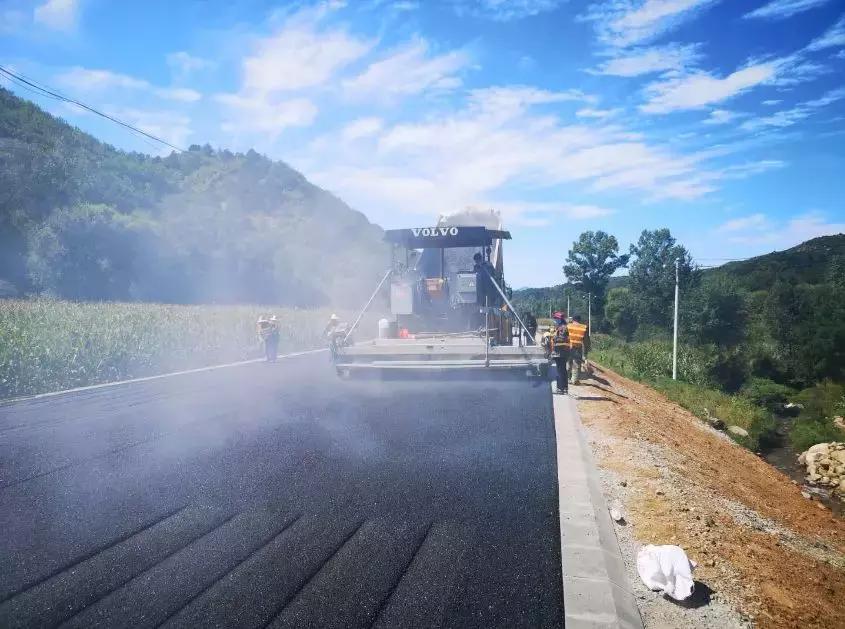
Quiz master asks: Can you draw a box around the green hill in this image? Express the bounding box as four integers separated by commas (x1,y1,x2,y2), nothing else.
710,235,845,291
0,87,388,306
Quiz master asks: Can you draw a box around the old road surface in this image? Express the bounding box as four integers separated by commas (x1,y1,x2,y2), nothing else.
0,353,564,629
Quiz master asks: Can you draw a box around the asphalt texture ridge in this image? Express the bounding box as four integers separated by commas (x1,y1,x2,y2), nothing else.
0,353,564,628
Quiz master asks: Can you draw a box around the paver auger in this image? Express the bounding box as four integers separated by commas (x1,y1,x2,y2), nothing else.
333,210,549,377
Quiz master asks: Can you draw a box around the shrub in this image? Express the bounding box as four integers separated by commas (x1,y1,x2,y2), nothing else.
741,377,796,413
787,381,845,451
791,419,845,453
795,381,845,422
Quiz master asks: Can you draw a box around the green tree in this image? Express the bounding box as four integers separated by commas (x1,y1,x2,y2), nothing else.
563,231,629,328
682,276,748,347
604,287,638,340
628,229,696,329
26,203,150,300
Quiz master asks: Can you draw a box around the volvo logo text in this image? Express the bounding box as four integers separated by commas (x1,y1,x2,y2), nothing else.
411,227,460,237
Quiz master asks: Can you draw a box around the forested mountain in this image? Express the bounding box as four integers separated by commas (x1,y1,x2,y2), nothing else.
0,88,388,306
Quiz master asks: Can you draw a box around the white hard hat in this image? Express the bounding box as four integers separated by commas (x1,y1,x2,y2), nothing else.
269,315,278,321
329,314,340,321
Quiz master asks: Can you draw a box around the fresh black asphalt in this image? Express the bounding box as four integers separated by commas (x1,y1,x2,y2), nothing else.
0,353,563,628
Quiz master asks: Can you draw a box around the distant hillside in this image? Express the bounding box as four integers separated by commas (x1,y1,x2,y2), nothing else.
0,88,388,306
711,235,845,291
512,276,628,316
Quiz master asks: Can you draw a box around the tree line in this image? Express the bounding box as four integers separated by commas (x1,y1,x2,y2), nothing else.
514,229,845,393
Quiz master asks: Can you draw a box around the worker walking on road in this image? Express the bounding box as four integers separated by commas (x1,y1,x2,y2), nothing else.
543,311,570,395
257,315,280,362
567,315,589,384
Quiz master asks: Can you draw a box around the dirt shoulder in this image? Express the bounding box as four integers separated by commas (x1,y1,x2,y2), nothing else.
572,363,845,629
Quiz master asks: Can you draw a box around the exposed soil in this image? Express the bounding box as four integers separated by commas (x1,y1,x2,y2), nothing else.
573,363,845,629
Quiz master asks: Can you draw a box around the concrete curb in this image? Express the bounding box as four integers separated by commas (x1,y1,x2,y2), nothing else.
0,348,327,407
553,386,644,629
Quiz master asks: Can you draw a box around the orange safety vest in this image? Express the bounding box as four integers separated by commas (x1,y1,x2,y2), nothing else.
567,322,588,348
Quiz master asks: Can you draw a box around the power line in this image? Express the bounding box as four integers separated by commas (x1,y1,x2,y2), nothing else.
0,65,185,153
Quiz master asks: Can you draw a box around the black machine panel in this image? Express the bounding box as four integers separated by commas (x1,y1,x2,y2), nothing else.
385,226,511,249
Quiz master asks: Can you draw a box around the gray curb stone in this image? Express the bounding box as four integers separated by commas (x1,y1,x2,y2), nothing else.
553,387,644,629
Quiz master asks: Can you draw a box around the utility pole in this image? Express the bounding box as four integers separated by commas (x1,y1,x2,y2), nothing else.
566,292,570,319
672,258,679,380
587,292,592,330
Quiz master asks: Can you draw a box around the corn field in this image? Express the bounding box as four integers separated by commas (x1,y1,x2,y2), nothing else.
0,299,364,399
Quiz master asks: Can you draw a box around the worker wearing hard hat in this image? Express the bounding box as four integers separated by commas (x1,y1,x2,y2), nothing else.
325,313,351,357
567,315,589,384
257,315,280,362
542,311,570,394
324,313,341,338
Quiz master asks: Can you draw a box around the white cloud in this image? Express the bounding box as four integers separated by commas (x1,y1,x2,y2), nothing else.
487,201,615,226
57,67,148,91
741,86,845,130
807,15,845,51
720,211,845,246
242,10,372,93
576,107,620,118
298,84,765,229
166,52,214,77
214,93,317,135
343,38,470,101
105,107,192,153
33,0,80,31
762,99,782,105
641,60,778,113
745,0,832,20
341,117,383,141
217,5,372,136
592,43,701,76
717,213,768,232
454,0,567,21
55,66,201,102
467,85,596,117
703,109,741,124
719,159,786,178
582,0,719,48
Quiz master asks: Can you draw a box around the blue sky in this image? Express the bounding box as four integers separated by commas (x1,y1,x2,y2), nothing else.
2,0,844,287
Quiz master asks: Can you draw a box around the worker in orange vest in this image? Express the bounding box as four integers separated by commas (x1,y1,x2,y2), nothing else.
542,311,570,394
567,315,589,384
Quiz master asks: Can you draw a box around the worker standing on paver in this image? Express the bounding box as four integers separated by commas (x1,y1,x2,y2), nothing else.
325,313,351,360
567,315,589,384
257,315,280,362
473,252,498,328
543,311,570,394
523,311,538,345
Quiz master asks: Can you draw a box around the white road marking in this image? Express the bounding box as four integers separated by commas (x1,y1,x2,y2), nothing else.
1,348,328,405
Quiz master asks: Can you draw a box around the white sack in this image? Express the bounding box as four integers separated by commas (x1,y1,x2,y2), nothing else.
636,544,696,601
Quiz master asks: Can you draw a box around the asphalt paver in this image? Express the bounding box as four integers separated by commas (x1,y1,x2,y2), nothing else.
0,354,563,628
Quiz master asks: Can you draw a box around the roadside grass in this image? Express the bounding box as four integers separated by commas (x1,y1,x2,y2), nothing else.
591,334,776,451
0,299,366,399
